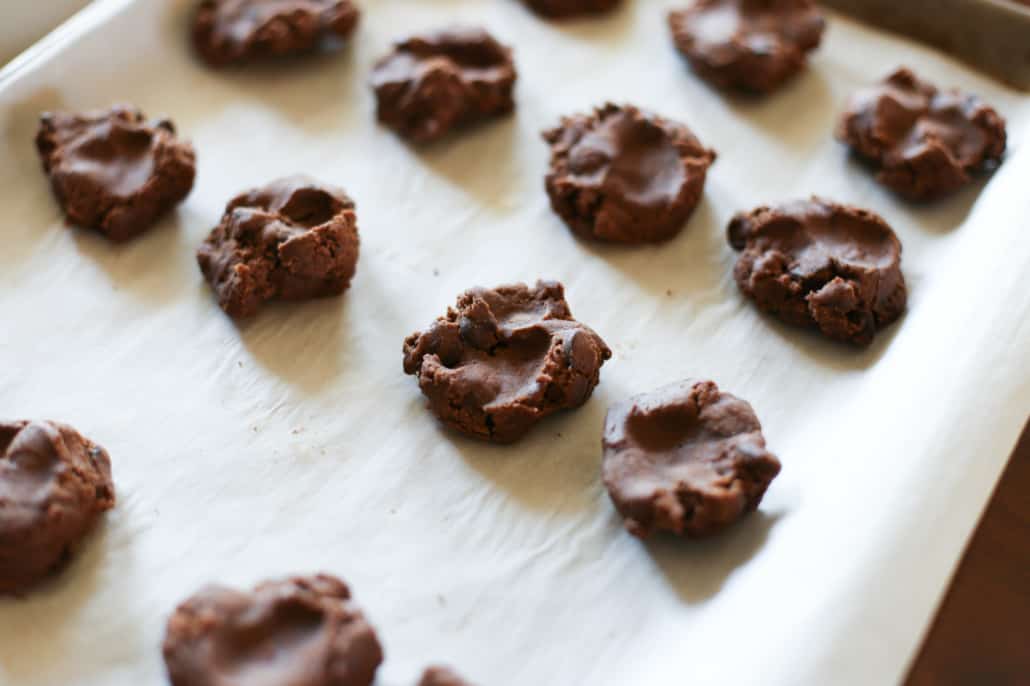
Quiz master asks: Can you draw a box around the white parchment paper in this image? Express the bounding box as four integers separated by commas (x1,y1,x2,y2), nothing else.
1,1,1028,684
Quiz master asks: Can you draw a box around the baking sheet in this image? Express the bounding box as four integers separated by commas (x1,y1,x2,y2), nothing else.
0,0,92,64
1,1,1028,684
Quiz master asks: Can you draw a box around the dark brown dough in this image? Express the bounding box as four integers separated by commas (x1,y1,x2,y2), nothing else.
192,0,360,67
418,666,473,686
163,574,383,686
197,176,360,318
602,380,781,539
521,0,621,19
728,197,906,346
403,281,611,444
370,27,517,143
668,0,825,94
0,420,115,594
835,68,1007,201
35,105,196,242
543,104,716,244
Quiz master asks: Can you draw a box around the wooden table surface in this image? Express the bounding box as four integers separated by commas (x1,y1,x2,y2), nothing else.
905,419,1030,685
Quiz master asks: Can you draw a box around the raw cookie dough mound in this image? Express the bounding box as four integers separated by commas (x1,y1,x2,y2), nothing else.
0,420,115,594
197,175,360,318
836,68,1007,201
669,0,825,94
192,0,360,67
418,666,473,686
403,280,611,444
522,0,621,19
370,26,517,143
35,105,196,242
163,574,383,686
543,104,716,243
602,380,781,539
728,197,906,346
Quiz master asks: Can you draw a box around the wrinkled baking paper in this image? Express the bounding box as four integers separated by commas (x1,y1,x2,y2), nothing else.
0,1,1027,685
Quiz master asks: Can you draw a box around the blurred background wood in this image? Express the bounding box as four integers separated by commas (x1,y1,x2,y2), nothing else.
906,419,1030,685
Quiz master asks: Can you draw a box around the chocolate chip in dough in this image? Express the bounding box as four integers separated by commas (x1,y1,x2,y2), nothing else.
35,105,196,242
192,0,361,67
418,666,474,686
668,0,825,94
727,197,907,346
163,574,383,686
0,420,115,594
836,68,1007,201
197,175,360,318
370,27,517,143
543,104,716,244
602,380,781,539
403,280,611,444
521,0,621,19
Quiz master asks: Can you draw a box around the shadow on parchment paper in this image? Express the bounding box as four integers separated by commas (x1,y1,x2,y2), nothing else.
842,152,992,236
71,210,196,305
443,393,610,515
574,197,724,297
235,295,347,395
414,115,520,212
163,0,362,135
528,0,638,45
749,303,902,372
0,88,67,268
0,519,141,684
721,67,834,156
2,88,196,304
645,510,783,605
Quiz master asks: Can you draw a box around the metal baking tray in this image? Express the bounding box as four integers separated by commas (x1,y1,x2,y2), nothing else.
0,1,1028,684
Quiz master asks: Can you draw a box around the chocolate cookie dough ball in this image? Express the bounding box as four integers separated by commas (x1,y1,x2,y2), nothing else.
192,0,361,67
521,0,621,19
403,280,611,444
419,666,473,686
669,0,825,94
0,420,115,594
728,198,906,346
197,176,360,318
35,105,196,242
836,68,1007,201
543,104,716,244
602,380,781,539
163,574,382,686
370,27,517,143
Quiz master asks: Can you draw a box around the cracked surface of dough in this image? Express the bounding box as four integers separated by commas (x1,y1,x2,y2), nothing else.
728,197,906,346
403,281,611,444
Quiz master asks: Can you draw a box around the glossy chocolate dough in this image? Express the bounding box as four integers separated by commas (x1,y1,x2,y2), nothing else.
197,176,360,318
728,198,907,346
403,281,611,444
521,0,621,19
35,105,196,242
602,380,781,539
0,420,115,594
370,26,517,143
543,104,716,244
192,0,360,67
669,0,825,94
418,666,473,686
836,68,1007,201
163,574,383,686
